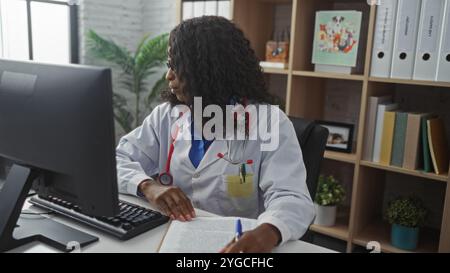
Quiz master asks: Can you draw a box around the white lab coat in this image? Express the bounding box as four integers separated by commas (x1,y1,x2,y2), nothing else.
116,102,314,244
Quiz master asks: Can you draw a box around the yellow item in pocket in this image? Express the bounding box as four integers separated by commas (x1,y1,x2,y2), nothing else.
225,174,254,198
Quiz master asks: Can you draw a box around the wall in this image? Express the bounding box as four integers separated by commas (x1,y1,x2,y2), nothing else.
79,0,177,137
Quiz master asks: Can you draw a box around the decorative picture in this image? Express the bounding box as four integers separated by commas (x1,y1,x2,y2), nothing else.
317,121,354,153
312,10,362,67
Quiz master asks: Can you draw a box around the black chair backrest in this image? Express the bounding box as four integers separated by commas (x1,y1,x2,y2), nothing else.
289,117,328,200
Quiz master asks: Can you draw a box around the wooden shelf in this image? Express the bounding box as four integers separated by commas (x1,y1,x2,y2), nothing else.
369,77,450,88
353,221,440,253
310,208,350,241
293,70,365,81
178,0,450,253
262,68,289,75
324,151,356,164
360,160,448,183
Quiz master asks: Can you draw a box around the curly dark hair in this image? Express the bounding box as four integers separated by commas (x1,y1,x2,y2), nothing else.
161,16,279,107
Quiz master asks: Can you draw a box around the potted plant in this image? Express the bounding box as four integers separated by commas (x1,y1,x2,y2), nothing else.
314,175,345,226
385,196,428,251
86,30,169,133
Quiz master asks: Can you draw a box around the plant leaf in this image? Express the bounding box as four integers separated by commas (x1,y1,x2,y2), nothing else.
86,29,134,73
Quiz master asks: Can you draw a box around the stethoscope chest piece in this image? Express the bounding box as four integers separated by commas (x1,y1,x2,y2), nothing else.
159,172,173,186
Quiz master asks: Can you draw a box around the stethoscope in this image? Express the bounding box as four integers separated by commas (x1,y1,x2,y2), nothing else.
158,101,252,186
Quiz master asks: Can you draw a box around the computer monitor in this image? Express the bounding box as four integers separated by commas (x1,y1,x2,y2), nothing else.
0,59,119,251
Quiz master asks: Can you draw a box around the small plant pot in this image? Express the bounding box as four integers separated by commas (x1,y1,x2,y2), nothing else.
391,224,419,251
314,204,337,226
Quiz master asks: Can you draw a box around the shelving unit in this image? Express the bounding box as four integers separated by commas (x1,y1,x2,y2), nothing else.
177,0,450,253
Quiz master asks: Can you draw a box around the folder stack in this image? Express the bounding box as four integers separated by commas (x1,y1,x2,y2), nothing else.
370,0,450,83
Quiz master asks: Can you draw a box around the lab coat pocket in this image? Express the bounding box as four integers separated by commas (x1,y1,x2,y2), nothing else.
224,174,254,198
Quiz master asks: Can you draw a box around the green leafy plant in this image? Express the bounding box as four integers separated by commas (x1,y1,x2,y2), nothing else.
385,196,428,228
315,175,346,206
86,30,169,133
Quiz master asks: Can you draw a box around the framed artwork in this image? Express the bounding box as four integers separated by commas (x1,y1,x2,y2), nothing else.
316,120,354,153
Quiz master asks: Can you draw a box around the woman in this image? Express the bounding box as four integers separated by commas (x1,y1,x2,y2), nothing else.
116,16,314,253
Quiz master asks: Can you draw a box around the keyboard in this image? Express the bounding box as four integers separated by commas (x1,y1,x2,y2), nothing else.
29,196,169,240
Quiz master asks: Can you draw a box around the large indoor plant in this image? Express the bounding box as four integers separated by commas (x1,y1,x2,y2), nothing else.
86,30,169,133
314,175,345,226
385,196,428,251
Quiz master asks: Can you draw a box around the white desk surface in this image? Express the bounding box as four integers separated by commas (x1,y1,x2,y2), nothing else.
9,194,335,253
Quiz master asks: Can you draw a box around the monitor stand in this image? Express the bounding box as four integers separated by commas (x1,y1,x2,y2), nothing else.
0,164,98,252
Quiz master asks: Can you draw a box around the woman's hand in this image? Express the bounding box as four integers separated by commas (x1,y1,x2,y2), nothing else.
219,223,281,253
139,179,196,221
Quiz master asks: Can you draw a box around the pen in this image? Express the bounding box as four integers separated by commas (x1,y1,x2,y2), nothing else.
240,163,246,184
235,218,243,242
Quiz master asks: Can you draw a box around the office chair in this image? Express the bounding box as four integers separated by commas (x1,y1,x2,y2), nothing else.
289,117,328,243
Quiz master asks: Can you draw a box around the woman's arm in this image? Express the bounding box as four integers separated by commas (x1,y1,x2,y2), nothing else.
116,106,162,196
116,103,195,221
256,111,315,245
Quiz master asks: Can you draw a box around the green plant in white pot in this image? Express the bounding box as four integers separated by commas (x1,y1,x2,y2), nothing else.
314,175,345,226
385,196,428,251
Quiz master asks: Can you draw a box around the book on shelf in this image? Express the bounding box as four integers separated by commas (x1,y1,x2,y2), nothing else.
380,110,397,166
427,117,449,175
403,113,430,170
362,95,392,161
373,102,398,163
390,111,408,167
421,114,438,173
260,61,288,70
312,10,362,74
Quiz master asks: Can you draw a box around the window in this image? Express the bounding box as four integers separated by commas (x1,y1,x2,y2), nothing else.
0,0,79,64
182,0,231,20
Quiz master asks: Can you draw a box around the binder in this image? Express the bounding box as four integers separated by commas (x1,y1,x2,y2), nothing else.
437,1,450,82
413,0,447,81
391,0,422,79
370,0,398,78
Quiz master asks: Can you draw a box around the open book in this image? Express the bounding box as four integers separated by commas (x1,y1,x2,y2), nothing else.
158,217,257,253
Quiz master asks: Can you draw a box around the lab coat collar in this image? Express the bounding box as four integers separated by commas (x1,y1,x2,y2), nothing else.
174,109,227,173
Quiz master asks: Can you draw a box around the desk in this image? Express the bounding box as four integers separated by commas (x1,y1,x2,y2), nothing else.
9,194,335,253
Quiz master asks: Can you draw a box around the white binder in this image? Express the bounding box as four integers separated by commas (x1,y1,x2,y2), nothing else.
437,1,450,82
413,0,446,81
370,0,398,78
391,0,422,79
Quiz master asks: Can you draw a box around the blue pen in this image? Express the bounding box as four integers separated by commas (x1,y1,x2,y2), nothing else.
235,218,243,242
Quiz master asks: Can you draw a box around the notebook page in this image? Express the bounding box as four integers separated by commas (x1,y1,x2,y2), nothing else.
159,217,257,253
